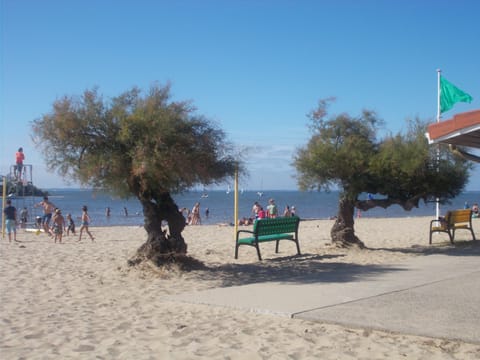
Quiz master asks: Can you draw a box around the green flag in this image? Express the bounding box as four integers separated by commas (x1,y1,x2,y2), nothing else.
440,76,473,113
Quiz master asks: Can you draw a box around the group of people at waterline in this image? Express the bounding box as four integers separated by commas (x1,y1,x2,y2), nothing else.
181,198,297,226
244,198,297,225
2,196,94,244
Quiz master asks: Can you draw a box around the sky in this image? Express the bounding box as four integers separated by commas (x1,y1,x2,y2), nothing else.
1,0,479,191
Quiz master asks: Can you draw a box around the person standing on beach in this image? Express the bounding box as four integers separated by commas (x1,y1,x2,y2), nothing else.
252,201,261,219
34,196,55,235
3,199,17,242
78,205,95,242
66,213,75,235
267,199,278,218
15,147,25,180
51,209,65,243
189,202,201,225
20,207,28,228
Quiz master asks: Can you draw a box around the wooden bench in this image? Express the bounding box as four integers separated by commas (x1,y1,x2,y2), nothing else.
235,216,301,260
429,209,476,244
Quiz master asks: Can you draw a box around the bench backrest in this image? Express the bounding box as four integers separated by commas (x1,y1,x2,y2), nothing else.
445,209,472,225
253,216,300,236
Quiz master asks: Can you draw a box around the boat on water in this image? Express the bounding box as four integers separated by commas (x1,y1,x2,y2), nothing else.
257,178,264,197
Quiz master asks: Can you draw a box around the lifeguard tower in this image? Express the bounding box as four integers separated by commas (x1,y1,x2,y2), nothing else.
2,163,41,228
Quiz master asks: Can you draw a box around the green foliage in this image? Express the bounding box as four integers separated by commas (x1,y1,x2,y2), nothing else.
294,99,382,198
31,83,239,199
294,99,471,207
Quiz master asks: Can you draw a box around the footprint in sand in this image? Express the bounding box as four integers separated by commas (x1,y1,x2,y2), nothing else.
74,344,95,352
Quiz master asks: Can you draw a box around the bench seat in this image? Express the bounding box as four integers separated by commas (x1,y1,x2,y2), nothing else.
237,233,294,245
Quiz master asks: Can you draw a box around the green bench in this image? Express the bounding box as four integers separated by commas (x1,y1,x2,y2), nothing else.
429,209,476,244
235,216,301,260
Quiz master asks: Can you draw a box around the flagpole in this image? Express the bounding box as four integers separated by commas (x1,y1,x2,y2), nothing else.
436,69,441,220
2,176,6,239
233,165,239,241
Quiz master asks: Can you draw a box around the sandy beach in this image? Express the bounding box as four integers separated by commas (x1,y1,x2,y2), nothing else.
1,216,480,359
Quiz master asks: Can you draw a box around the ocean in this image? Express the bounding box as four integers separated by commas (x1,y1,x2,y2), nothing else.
3,189,480,227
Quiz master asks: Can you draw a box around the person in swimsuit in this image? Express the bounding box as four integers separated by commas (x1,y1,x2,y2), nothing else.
34,196,56,235
66,213,76,235
51,208,65,243
78,205,94,242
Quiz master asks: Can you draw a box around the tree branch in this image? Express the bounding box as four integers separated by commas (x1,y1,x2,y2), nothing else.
355,195,425,212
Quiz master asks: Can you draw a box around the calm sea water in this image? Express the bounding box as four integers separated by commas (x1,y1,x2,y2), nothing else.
3,189,479,227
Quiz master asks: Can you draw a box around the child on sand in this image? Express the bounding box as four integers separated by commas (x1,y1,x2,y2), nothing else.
51,209,65,244
66,213,75,235
78,205,95,242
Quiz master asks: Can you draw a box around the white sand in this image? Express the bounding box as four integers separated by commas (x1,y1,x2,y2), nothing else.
1,217,480,359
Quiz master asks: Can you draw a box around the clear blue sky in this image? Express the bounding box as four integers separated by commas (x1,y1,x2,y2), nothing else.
1,0,479,191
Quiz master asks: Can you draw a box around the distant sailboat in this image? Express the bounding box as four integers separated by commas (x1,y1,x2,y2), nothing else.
257,179,264,197
201,188,208,198
226,185,231,194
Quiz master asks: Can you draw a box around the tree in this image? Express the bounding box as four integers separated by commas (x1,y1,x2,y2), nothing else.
294,99,471,248
32,83,239,266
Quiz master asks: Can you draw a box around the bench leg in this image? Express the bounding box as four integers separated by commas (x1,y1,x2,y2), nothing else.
453,228,477,242
235,244,239,259
430,230,452,244
255,243,262,261
295,239,301,255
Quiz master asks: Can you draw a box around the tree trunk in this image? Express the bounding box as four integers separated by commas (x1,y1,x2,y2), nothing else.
129,192,188,266
331,195,365,248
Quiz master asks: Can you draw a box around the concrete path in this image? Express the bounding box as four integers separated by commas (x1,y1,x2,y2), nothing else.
168,250,480,344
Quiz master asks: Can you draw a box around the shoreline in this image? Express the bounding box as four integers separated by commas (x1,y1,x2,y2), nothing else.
19,215,451,230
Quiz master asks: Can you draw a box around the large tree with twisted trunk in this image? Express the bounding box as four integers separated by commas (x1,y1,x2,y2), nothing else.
294,99,471,248
32,83,239,266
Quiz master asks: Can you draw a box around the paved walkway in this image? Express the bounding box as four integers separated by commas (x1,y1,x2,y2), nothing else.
168,248,480,344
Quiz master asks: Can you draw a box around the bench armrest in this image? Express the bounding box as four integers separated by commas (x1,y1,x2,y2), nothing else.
430,218,447,229
236,229,255,239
